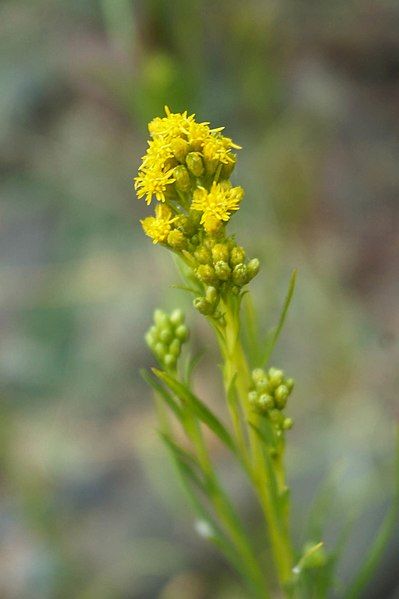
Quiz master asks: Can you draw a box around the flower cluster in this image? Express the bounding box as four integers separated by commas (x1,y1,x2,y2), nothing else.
135,107,260,319
145,309,189,370
248,368,294,432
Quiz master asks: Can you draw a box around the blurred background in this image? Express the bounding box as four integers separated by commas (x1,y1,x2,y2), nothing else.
1,1,398,597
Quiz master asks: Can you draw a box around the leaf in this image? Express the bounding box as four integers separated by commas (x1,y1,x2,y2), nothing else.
153,369,236,454
183,350,204,386
159,432,206,492
260,269,297,366
344,428,399,599
141,369,182,421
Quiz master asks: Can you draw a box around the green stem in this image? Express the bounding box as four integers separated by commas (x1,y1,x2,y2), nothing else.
219,295,295,594
184,413,270,598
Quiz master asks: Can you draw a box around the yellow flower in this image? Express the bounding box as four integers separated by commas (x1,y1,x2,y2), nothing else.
141,137,173,169
191,182,244,233
134,163,176,205
141,204,177,243
203,134,241,165
148,106,195,142
186,121,224,151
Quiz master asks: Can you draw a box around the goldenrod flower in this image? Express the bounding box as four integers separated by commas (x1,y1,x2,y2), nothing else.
148,106,195,142
141,137,173,169
191,182,244,233
203,134,241,165
134,165,176,205
141,204,177,243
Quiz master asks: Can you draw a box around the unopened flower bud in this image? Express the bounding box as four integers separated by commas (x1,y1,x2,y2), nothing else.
170,309,184,326
193,297,214,315
196,264,216,284
154,342,167,359
221,157,236,179
212,243,230,263
258,394,274,412
214,260,231,281
275,385,289,409
171,137,190,162
247,258,260,280
286,378,295,393
205,286,218,305
169,339,181,357
186,152,204,177
154,310,169,327
164,354,177,369
230,246,246,267
194,246,212,265
167,229,186,249
159,327,173,344
252,368,265,383
256,377,271,394
283,417,293,431
232,263,248,286
268,368,284,388
173,165,191,192
175,324,189,341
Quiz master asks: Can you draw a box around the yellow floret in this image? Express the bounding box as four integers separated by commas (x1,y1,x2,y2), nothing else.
148,106,195,142
141,204,177,243
203,134,241,165
191,182,244,233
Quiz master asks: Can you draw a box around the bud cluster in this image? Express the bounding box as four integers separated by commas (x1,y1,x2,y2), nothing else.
193,236,260,315
145,309,189,370
248,367,294,431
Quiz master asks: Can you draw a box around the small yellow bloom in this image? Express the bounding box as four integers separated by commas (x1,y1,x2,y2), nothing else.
191,182,244,233
203,134,241,165
148,106,195,142
141,204,177,244
134,165,176,205
141,137,173,169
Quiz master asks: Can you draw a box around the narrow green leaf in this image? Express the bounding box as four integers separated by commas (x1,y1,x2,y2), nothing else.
344,429,399,599
260,269,297,366
183,351,204,386
153,369,236,454
242,293,261,366
141,369,182,421
160,432,206,491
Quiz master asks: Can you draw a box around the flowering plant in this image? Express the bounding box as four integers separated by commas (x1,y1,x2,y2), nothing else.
136,107,399,598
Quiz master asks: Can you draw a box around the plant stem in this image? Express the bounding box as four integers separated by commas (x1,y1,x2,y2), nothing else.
219,295,295,595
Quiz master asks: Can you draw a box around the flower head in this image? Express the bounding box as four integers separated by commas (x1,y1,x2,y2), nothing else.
191,181,244,233
141,204,177,243
134,164,176,205
203,134,241,165
148,106,195,142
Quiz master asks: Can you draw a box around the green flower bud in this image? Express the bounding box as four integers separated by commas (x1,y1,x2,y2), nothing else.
169,338,181,357
231,285,240,295
173,165,191,192
212,243,230,263
154,310,169,327
252,368,265,383
275,385,289,409
171,137,190,162
205,286,218,305
285,378,295,393
164,354,177,369
170,309,184,326
268,368,284,388
247,258,260,280
214,260,231,281
193,297,214,315
175,324,189,341
167,229,186,249
221,156,236,179
196,264,216,284
258,394,274,412
145,331,154,348
159,327,173,344
230,246,246,267
194,246,212,265
154,342,167,359
248,390,258,406
186,152,204,177
232,263,248,286
283,417,293,431
256,377,272,394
